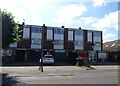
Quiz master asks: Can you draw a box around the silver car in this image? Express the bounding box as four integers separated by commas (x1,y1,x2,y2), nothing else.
40,55,54,64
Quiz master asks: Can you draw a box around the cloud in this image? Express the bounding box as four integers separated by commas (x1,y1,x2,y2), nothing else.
56,4,87,24
92,0,120,7
91,11,118,31
0,0,52,25
79,17,97,24
103,33,116,42
92,0,107,7
91,11,118,42
0,0,28,23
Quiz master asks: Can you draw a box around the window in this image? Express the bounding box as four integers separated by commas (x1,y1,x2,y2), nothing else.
75,30,83,35
47,27,53,30
105,44,109,47
32,26,42,33
94,42,101,46
74,41,83,46
68,30,73,41
88,31,92,42
54,28,64,34
111,43,115,47
23,26,30,39
31,38,41,45
94,32,101,37
54,40,63,45
47,28,53,40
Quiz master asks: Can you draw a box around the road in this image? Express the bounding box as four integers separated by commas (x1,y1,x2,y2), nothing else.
1,64,119,85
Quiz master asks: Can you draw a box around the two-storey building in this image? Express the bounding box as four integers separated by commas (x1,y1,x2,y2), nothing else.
9,23,103,63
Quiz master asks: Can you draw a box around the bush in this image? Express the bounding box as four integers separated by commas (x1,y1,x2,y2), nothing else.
67,50,78,65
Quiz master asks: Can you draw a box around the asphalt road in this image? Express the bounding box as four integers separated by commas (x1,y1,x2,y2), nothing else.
1,64,119,85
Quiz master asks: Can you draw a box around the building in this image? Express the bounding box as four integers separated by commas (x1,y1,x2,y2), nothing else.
103,39,120,62
8,23,103,63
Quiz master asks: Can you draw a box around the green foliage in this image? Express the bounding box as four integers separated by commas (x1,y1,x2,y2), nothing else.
67,50,78,65
76,58,88,66
0,9,22,49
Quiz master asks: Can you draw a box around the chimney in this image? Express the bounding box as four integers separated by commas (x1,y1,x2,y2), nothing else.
62,26,64,28
43,24,45,27
79,27,81,29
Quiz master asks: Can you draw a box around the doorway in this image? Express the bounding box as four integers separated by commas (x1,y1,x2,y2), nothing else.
88,51,97,62
15,50,25,62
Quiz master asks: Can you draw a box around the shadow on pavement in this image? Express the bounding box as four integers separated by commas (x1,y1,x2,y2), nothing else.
2,61,119,67
1,73,20,86
89,62,119,66
2,61,72,67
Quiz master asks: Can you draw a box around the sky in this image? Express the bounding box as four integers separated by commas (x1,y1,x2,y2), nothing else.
0,0,119,43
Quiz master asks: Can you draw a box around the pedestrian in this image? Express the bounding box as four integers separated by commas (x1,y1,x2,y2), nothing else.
39,57,43,72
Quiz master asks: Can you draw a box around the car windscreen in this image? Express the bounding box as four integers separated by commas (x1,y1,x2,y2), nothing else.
44,56,53,58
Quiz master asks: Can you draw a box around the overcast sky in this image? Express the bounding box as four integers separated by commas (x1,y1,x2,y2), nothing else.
0,0,119,43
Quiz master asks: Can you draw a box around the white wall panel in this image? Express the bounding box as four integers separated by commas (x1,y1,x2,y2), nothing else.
98,53,107,61
75,35,83,41
23,28,30,39
68,31,73,41
31,45,41,49
54,34,63,40
32,33,42,39
54,45,63,49
47,30,53,40
98,53,107,59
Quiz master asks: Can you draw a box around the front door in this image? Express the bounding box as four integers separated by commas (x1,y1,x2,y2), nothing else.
15,50,25,62
88,51,97,62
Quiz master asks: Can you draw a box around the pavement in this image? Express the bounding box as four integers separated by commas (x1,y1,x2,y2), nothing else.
0,62,119,85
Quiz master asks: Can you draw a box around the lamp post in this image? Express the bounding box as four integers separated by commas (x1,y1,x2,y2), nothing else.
39,25,45,72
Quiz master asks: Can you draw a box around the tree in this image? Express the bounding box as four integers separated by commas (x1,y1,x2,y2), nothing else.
0,9,22,49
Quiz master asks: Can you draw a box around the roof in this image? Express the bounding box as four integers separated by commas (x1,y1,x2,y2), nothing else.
19,23,102,32
103,39,120,52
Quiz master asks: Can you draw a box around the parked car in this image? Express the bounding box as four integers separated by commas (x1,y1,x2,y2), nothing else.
40,55,54,64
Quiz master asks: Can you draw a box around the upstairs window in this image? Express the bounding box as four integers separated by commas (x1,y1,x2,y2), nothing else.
68,30,73,41
74,41,83,46
47,29,53,40
94,42,101,46
75,30,83,35
87,31,92,42
54,28,64,34
31,38,41,45
94,32,101,37
32,26,42,33
54,40,63,45
23,26,30,39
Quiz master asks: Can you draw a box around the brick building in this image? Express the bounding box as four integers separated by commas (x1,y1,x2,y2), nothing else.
103,39,120,62
9,23,103,63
